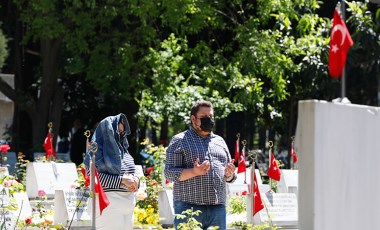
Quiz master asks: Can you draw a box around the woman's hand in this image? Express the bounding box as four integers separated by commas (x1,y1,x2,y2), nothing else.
121,174,139,192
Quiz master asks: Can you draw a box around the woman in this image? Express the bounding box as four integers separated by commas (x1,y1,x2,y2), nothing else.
84,113,139,229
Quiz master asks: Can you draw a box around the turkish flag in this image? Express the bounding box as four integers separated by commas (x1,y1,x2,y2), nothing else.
267,153,281,181
94,168,110,215
328,8,354,78
253,172,264,216
290,143,298,164
234,138,240,162
43,132,56,158
237,146,246,173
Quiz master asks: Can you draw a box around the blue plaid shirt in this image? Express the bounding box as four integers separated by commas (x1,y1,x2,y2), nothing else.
164,127,235,205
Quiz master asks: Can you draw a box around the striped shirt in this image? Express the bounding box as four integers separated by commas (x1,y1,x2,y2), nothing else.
164,127,235,205
89,151,136,192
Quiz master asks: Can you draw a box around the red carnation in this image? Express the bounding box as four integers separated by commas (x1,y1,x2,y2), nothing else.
25,217,32,225
146,167,154,175
0,144,10,154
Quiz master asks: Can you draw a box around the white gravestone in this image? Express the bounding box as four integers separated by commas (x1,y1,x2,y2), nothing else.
26,162,78,198
13,192,32,221
277,169,298,196
0,186,32,230
135,165,146,192
227,169,265,195
296,100,380,230
54,189,91,227
158,189,174,227
0,189,13,229
247,192,298,228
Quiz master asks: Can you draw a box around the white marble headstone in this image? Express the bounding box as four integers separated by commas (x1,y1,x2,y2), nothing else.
54,189,91,227
277,169,298,196
158,189,174,227
26,162,78,198
227,168,263,195
247,192,298,228
135,165,146,192
296,100,380,230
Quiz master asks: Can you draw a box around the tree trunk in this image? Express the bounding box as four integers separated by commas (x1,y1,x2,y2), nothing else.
31,38,62,148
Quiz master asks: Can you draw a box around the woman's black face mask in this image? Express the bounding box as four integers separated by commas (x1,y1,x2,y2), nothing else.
199,117,215,132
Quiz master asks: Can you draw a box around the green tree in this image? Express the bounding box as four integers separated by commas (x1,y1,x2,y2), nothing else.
0,27,8,70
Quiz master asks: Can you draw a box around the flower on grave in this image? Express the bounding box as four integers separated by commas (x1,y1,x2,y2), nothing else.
146,167,154,176
0,144,10,166
227,192,247,214
25,217,32,225
0,175,25,195
0,144,10,153
136,191,148,201
38,189,46,197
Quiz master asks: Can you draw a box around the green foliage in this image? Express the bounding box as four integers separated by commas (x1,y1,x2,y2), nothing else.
227,193,247,214
14,153,29,186
175,208,203,230
0,28,8,71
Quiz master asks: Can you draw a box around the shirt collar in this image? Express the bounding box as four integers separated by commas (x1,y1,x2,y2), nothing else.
189,126,213,138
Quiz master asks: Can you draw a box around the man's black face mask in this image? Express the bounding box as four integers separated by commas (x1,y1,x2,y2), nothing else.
200,117,215,132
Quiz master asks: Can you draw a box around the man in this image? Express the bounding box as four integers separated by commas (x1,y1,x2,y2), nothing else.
164,100,236,230
70,118,87,166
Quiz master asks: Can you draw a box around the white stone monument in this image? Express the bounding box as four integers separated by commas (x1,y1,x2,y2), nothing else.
135,165,146,192
158,189,174,227
277,169,298,196
26,162,78,198
247,192,298,228
227,169,266,195
296,100,380,230
54,189,91,227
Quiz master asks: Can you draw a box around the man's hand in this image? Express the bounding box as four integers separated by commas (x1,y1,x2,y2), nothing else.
224,159,235,180
193,158,210,176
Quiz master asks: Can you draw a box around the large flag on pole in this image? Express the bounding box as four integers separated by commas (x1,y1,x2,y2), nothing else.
237,145,246,173
267,153,281,181
290,142,298,164
94,168,110,215
43,132,56,158
234,137,240,162
253,172,264,216
328,8,354,79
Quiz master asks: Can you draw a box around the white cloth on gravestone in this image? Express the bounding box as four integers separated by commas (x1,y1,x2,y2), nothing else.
92,191,135,230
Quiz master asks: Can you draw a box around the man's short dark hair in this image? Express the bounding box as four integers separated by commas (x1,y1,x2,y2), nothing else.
190,100,213,116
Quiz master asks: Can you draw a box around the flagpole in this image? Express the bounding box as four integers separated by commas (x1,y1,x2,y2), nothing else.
268,141,273,190
242,140,247,184
84,130,91,162
250,152,256,227
246,150,258,226
89,142,98,230
341,0,346,99
48,122,54,161
291,136,295,169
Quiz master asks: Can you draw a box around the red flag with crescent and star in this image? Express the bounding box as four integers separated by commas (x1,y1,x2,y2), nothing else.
290,142,298,164
234,137,240,162
328,8,354,78
237,145,246,173
253,171,264,216
43,132,56,158
267,153,281,181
